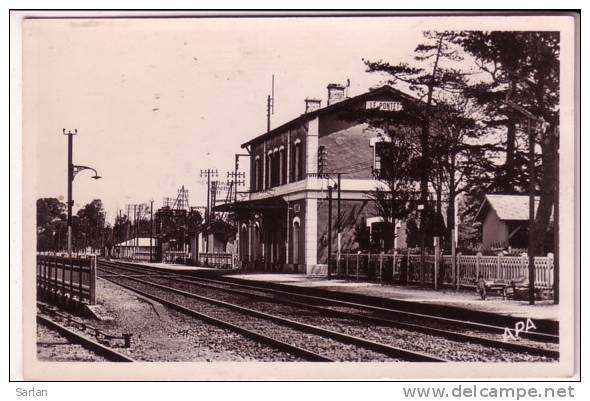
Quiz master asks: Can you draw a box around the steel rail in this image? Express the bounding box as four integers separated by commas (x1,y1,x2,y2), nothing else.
37,314,135,362
149,273,560,359
98,275,332,362
99,262,558,359
98,266,446,362
102,260,559,344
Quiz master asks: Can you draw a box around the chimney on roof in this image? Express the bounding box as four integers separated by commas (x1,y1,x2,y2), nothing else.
327,83,346,106
305,98,321,113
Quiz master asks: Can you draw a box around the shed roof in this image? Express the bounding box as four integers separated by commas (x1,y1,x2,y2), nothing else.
475,194,545,222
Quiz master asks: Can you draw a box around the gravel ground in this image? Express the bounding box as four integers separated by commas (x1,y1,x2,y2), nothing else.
129,275,557,362
100,264,559,352
153,275,559,352
40,278,300,362
37,323,107,362
109,277,402,362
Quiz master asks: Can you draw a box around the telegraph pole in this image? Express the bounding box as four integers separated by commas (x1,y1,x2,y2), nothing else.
150,199,154,262
266,74,275,132
233,153,249,203
200,169,218,224
337,173,341,237
327,185,333,280
200,168,218,253
504,96,546,306
527,119,536,305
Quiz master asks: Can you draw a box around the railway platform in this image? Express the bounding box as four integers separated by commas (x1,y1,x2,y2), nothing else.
114,260,232,273
104,259,559,333
225,273,559,324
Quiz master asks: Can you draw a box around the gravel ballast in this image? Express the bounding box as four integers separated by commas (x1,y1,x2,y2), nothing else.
119,274,556,362
108,276,403,362
37,322,107,362
39,278,301,362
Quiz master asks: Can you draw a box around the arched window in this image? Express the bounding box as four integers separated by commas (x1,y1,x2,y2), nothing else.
254,157,261,191
279,147,286,185
266,151,273,188
292,139,302,181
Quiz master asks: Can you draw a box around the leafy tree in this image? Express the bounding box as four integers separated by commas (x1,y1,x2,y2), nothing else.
457,31,560,255
364,31,466,207
429,96,501,250
36,198,67,251
74,199,106,252
364,30,468,283
368,127,421,250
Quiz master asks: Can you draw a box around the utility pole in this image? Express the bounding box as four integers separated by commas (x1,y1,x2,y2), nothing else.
337,172,341,246
133,205,137,260
200,169,218,253
504,96,546,306
150,199,154,263
327,185,333,280
200,169,218,224
233,154,249,203
267,74,275,132
527,119,536,305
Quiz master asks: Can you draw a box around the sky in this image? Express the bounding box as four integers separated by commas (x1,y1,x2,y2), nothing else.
23,16,435,223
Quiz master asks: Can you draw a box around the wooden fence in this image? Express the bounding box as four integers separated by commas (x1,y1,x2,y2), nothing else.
36,253,97,306
198,252,233,268
332,251,554,289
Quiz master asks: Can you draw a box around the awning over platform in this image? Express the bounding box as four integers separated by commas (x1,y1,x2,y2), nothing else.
212,196,287,213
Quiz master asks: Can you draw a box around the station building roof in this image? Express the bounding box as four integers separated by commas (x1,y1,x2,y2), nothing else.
240,84,420,149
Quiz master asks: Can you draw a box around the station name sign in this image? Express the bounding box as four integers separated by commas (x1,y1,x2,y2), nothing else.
365,100,403,112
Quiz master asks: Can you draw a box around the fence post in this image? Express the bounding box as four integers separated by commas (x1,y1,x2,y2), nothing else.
90,255,97,305
546,252,555,289
456,252,461,291
476,252,481,282
345,254,349,277
379,252,384,283
356,251,360,281
70,257,76,302
392,251,397,282
433,237,439,290
407,248,411,286
451,229,456,291
497,252,503,280
78,257,83,302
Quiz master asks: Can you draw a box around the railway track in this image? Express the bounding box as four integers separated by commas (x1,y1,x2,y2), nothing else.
37,312,135,362
98,260,558,361
100,261,559,346
98,263,445,362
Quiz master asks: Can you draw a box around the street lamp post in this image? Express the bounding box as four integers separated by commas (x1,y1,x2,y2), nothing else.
63,129,101,256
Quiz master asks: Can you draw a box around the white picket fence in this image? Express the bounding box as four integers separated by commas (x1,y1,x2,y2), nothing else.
453,252,554,289
332,251,554,289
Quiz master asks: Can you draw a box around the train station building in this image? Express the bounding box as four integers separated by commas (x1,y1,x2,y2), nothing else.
216,84,426,274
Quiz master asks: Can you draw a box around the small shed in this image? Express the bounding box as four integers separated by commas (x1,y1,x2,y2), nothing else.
476,194,551,251
114,237,155,261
